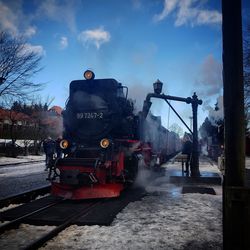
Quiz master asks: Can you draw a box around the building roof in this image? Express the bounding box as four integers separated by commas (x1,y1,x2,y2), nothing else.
49,106,63,115
0,108,31,122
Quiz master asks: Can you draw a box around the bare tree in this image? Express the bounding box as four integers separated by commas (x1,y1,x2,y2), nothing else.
0,32,43,104
169,123,184,137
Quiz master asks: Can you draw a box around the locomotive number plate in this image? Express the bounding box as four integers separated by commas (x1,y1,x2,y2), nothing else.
76,112,103,119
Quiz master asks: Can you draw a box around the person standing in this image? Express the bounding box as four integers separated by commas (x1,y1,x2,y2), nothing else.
43,137,55,171
182,133,193,174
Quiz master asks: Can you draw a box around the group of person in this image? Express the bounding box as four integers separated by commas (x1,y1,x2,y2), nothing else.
43,137,63,171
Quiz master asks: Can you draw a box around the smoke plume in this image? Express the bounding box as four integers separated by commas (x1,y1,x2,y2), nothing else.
196,54,223,99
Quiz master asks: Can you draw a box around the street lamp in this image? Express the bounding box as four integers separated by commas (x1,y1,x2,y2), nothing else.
153,79,163,94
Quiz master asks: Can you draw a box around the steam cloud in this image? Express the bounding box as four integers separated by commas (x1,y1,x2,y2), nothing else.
196,54,223,98
208,95,224,125
72,91,107,109
134,157,152,188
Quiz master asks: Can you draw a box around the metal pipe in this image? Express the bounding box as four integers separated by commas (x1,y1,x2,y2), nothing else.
191,93,200,177
146,93,191,103
164,99,193,135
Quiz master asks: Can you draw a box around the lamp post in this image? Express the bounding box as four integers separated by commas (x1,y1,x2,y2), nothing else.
153,79,163,95
191,92,202,176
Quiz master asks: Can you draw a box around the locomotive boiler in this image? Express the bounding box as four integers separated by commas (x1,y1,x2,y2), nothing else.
51,70,141,199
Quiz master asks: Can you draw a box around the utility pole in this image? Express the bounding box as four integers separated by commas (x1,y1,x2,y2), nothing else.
222,0,250,249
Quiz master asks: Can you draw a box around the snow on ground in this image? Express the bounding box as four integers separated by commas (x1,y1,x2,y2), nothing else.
0,156,223,250
0,161,48,199
0,183,222,250
0,162,46,177
1,155,250,249
39,160,222,250
0,224,56,250
0,155,45,165
41,187,222,250
0,203,24,213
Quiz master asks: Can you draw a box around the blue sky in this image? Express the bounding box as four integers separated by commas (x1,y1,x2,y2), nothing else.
0,0,249,134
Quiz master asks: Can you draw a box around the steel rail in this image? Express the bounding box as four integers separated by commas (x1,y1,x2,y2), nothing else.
23,200,103,250
0,198,63,234
0,185,51,209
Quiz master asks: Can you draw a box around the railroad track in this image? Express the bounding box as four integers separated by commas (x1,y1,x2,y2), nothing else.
0,198,101,250
0,198,63,234
0,185,51,209
0,187,146,249
24,200,102,250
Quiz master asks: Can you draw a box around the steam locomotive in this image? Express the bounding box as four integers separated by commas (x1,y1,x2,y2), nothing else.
50,70,180,199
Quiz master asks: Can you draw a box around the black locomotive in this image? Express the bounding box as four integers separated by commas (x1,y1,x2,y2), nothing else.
50,70,180,199
51,70,141,199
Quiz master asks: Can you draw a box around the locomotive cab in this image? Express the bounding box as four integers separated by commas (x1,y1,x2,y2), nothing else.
64,73,132,141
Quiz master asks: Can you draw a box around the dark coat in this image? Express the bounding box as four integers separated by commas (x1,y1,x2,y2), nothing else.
182,140,192,155
43,139,55,155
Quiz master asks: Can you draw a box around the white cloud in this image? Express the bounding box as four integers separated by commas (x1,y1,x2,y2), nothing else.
0,1,44,57
0,2,37,38
23,26,37,38
154,0,179,22
37,0,77,33
196,10,222,25
0,0,78,36
59,36,68,49
174,0,197,26
22,43,45,56
0,1,19,35
78,27,111,49
154,0,222,26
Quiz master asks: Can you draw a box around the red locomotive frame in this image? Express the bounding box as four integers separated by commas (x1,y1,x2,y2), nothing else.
51,139,142,199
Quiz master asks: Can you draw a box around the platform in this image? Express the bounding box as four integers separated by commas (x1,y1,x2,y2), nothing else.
166,155,222,186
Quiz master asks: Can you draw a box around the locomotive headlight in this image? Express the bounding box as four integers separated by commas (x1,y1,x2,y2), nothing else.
60,139,69,149
100,138,110,148
84,70,95,80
